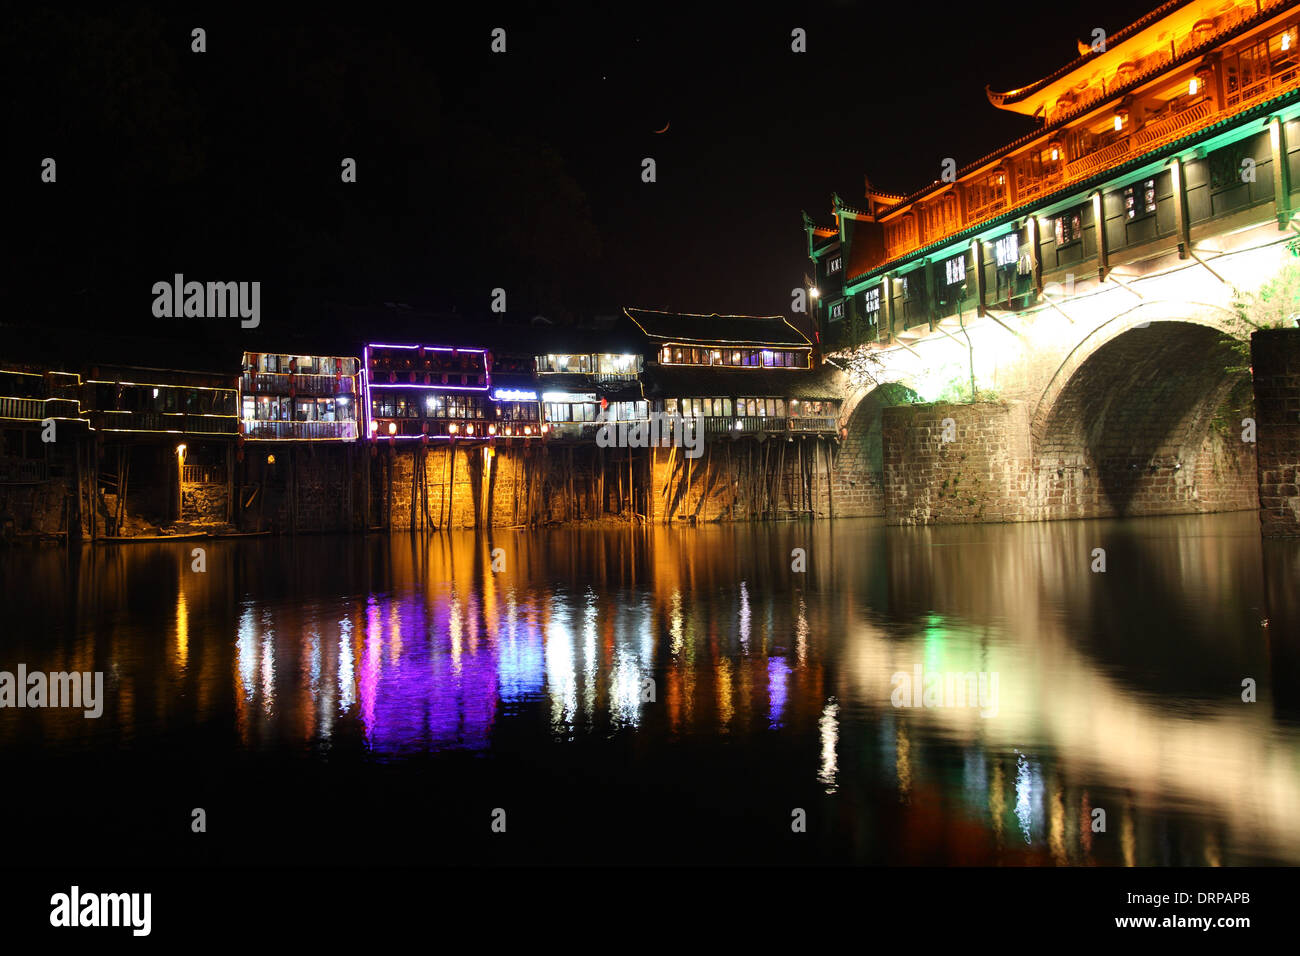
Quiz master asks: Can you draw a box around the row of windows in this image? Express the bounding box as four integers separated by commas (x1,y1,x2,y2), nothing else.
663,397,836,418
659,346,808,368
244,354,355,375
544,402,601,422
535,353,641,375
242,396,353,423
498,401,539,422
371,396,489,419
540,401,651,423
86,384,236,416
368,351,486,374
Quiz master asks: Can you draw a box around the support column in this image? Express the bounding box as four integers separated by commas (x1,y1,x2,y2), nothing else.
1269,115,1291,230
1091,190,1108,280
972,238,986,317
1028,215,1043,294
1170,157,1190,258
1251,328,1300,538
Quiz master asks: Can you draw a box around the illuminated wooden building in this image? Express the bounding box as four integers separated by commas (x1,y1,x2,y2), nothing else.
363,342,493,440
627,308,841,437
805,0,1300,347
0,365,88,485
238,351,360,441
78,363,239,533
531,323,646,440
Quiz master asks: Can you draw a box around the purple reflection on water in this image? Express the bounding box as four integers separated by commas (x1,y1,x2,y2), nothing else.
356,592,502,754
767,656,792,729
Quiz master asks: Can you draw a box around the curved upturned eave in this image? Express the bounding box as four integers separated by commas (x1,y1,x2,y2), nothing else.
985,80,1055,110
984,0,1190,112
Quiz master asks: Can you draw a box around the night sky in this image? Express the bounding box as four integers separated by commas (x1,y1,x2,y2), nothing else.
3,0,1161,350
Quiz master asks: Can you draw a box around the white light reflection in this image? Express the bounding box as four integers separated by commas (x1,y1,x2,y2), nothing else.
818,698,839,793
739,582,751,651
609,646,642,729
338,617,355,712
795,597,809,667
545,600,577,734
669,589,684,656
1015,751,1034,845
236,607,257,703
582,591,598,719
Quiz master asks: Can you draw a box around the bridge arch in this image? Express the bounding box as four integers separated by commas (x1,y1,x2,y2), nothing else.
1029,300,1256,518
832,378,922,517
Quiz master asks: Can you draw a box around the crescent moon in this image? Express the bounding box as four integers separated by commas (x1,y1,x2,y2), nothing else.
653,122,670,134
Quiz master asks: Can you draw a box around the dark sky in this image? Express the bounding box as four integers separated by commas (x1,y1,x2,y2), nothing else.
2,0,1162,348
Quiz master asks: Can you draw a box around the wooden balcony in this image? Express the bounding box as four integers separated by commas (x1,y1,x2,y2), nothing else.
91,411,239,435
181,464,226,484
0,396,84,422
240,420,358,441
543,415,840,442
0,457,47,483
703,415,839,436
241,372,355,396
878,43,1300,270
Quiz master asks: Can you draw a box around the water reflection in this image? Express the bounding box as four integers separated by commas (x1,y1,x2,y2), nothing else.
1,513,1297,864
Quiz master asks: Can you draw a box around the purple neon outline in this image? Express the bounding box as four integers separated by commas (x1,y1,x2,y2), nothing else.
363,341,502,440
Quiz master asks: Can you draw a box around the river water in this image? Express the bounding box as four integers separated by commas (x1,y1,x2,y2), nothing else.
2,513,1297,866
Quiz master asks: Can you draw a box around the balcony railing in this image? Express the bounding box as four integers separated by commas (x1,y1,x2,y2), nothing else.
240,372,355,396
91,411,239,435
0,396,84,422
541,415,840,441
703,416,839,436
181,464,226,484
240,419,358,441
0,457,47,483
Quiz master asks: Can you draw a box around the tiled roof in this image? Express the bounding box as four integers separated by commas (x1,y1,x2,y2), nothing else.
624,308,813,347
641,363,841,401
985,0,1188,107
871,0,1286,215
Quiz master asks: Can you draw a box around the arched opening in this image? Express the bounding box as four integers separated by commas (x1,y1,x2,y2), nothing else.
1034,321,1255,518
833,382,921,516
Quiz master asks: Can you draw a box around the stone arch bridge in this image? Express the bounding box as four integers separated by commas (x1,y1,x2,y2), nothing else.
824,238,1292,524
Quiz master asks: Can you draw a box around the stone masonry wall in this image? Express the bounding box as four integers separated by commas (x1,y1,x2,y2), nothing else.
1253,329,1300,537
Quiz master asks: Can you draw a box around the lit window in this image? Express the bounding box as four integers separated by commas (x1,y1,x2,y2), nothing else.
994,234,1019,267
863,287,881,325
825,254,843,275
830,300,845,321
945,255,966,286
1124,179,1157,220
1054,211,1082,246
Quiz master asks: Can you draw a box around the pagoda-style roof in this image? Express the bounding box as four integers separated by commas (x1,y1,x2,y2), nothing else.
986,0,1239,117
845,0,1292,245
624,308,813,348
